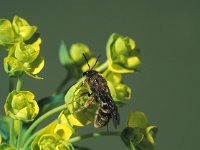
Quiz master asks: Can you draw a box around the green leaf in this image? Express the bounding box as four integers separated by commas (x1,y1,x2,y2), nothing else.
127,112,148,128
59,41,73,66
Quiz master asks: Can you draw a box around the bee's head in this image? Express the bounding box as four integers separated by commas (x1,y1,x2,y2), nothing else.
82,53,100,77
83,70,98,77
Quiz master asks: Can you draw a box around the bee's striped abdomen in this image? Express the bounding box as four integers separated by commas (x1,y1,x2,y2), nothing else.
94,102,111,128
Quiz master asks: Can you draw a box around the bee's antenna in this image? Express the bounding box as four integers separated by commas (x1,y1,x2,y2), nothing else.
91,54,101,70
83,53,90,70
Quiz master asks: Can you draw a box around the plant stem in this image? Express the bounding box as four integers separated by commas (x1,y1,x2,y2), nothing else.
9,77,15,146
16,76,22,92
9,76,23,146
17,121,22,150
9,119,15,146
22,104,68,144
96,60,109,72
69,131,121,143
16,76,23,149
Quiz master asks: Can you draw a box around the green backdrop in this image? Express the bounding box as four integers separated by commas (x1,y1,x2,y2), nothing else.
0,0,199,149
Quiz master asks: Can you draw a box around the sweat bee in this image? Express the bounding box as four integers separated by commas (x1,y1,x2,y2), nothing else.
76,53,120,129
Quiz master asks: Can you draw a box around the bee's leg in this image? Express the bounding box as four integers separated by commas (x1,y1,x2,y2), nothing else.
73,96,95,113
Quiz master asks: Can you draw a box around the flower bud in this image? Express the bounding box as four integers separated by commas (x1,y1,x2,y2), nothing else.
69,43,90,63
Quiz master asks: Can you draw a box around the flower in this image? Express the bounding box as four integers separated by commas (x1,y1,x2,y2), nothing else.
12,16,37,41
103,70,131,105
31,122,73,150
4,90,39,122
59,78,96,127
121,112,158,150
4,38,44,79
0,16,38,51
106,33,141,73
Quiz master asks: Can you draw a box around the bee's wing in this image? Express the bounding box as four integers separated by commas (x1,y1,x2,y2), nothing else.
99,91,120,129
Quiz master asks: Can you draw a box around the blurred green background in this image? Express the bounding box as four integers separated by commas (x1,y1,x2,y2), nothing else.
0,0,199,149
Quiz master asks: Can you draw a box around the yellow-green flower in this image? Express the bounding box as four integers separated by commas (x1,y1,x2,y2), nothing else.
12,16,37,41
4,38,44,79
0,16,37,51
103,70,131,105
32,122,73,150
4,90,39,122
59,78,96,127
121,112,158,150
106,33,141,73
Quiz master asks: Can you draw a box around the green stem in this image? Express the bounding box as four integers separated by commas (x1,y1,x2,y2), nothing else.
96,60,109,72
9,76,23,147
22,104,68,144
17,121,23,150
9,119,15,146
69,131,121,143
16,76,22,92
9,77,15,146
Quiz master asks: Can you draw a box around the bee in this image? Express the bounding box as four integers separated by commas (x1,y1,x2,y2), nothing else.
76,53,120,128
